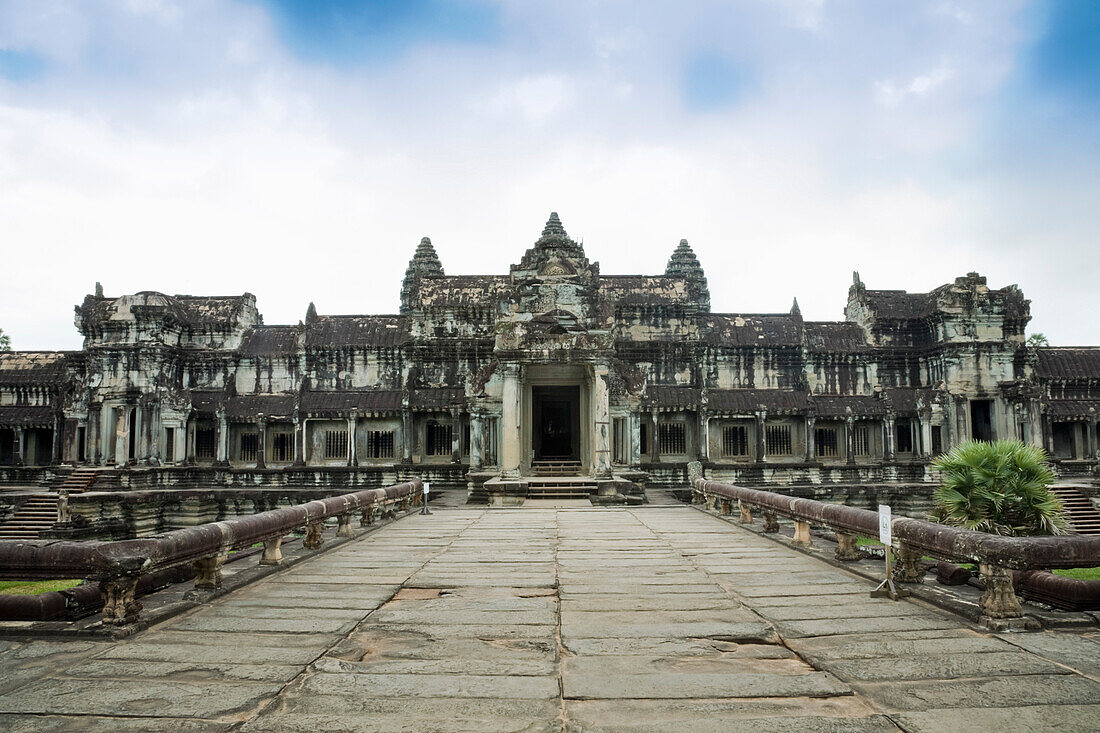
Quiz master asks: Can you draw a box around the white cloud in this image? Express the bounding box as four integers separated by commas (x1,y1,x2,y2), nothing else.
875,64,955,108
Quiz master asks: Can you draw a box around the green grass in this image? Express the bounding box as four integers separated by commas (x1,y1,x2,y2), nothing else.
1053,567,1100,581
0,579,84,596
856,537,883,547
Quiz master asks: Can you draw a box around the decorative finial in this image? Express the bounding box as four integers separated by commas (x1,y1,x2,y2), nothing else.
541,212,567,239
791,297,801,318
95,282,104,298
306,302,318,323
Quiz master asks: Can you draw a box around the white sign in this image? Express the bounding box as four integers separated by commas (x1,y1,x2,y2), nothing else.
423,481,430,495
878,504,892,545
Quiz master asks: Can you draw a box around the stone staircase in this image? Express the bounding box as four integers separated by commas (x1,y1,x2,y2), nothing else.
526,478,596,500
1051,486,1100,535
0,494,58,541
531,460,582,476
53,466,103,494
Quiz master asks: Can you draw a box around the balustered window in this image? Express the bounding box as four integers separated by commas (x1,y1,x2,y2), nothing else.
658,422,686,455
853,425,870,456
195,425,215,460
325,429,348,459
815,426,839,458
766,424,792,456
272,432,293,462
366,430,395,459
239,432,258,462
896,418,914,453
722,425,748,457
426,422,452,456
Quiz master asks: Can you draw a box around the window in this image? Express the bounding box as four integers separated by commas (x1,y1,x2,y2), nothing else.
77,426,86,462
426,422,452,456
766,424,792,456
196,425,215,460
658,422,686,454
164,428,175,463
815,426,839,458
366,430,395,459
853,425,870,457
240,432,258,462
931,425,943,456
272,432,293,462
896,418,914,453
325,429,348,460
640,422,648,455
722,425,748,457
463,422,471,456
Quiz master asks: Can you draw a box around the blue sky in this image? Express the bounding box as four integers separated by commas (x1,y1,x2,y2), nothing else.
0,0,1098,349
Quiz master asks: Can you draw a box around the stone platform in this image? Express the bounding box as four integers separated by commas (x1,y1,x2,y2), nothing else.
0,506,1098,731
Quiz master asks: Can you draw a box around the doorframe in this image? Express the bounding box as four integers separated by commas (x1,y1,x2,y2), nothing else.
521,364,591,474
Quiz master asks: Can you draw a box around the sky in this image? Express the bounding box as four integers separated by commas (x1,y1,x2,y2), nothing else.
0,0,1098,350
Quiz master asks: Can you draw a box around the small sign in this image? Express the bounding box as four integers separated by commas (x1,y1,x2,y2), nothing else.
423,481,430,495
878,504,892,545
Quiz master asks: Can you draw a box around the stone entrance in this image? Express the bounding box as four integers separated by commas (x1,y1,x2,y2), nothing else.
532,385,580,462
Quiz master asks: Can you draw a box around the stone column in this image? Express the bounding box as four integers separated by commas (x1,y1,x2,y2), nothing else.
1087,420,1098,460
754,411,766,463
137,404,151,465
650,408,660,463
214,408,228,467
884,414,896,462
186,415,196,464
920,412,933,457
293,412,304,466
592,364,611,478
14,428,25,466
401,407,413,463
845,416,856,465
347,412,358,467
1042,414,1053,455
51,414,61,465
469,409,484,469
630,413,641,466
697,411,710,462
88,402,102,465
501,364,521,478
256,415,267,469
451,406,462,463
114,408,128,465
804,414,816,462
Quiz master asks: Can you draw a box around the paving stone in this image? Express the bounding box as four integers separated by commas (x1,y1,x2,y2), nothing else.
822,650,1069,681
563,670,850,700
60,659,305,683
850,673,1100,711
0,714,230,732
891,704,1100,732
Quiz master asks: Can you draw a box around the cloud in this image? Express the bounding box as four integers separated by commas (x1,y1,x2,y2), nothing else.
0,0,1096,351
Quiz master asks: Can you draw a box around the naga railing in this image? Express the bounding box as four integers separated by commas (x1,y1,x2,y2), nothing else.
688,463,1100,620
0,480,422,626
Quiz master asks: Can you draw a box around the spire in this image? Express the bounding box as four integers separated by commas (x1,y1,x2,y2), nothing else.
95,282,104,298
665,239,710,310
401,236,445,313
514,212,589,274
305,302,318,323
541,212,566,240
791,297,801,318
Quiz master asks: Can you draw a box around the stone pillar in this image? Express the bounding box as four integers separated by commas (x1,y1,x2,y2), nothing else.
501,364,521,478
755,411,767,462
884,414,896,462
697,411,709,462
88,402,102,465
792,520,812,546
762,511,779,533
260,536,283,565
136,404,150,465
650,408,660,463
835,532,860,561
186,415,196,464
114,408,128,465
1042,414,1054,455
450,406,462,463
845,416,856,465
893,544,925,584
256,415,267,469
804,414,816,462
215,408,228,467
347,412,358,467
592,364,611,478
920,412,933,457
293,413,304,466
194,553,227,589
401,407,413,463
469,409,484,469
1087,420,1098,460
978,563,1023,619
51,414,60,465
99,577,141,626
630,413,642,466
14,428,25,466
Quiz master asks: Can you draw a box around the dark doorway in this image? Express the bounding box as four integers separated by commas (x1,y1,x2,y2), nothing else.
970,400,993,442
532,386,580,460
1052,423,1076,459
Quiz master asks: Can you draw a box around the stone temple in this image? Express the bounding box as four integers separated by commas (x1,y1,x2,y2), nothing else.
2,212,1099,509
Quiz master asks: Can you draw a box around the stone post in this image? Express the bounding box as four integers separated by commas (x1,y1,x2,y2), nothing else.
114,408,128,465
650,408,661,463
88,402,102,465
470,409,483,469
136,404,150,465
451,406,462,463
1087,420,1098,460
304,522,324,549
293,412,305,466
630,413,642,466
738,500,752,524
337,514,353,537
978,563,1023,619
51,414,60,465
501,364,521,478
348,412,358,467
697,411,710,463
592,364,612,478
14,427,25,466
194,552,228,589
804,414,816,462
792,520,812,546
401,407,414,463
256,415,267,469
893,544,925,584
920,412,933,457
99,577,142,625
360,506,375,527
762,511,779,533
845,416,856,465
835,532,860,561
260,536,283,565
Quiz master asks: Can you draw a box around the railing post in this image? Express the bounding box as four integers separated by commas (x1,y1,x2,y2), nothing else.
304,522,325,549
738,500,753,524
835,532,861,561
762,511,779,533
360,506,375,527
194,552,227,589
336,513,353,537
979,563,1023,619
100,576,142,626
893,544,925,583
260,536,283,566
792,520,812,547
719,498,732,516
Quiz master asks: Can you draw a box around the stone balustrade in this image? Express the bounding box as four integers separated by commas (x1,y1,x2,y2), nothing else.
0,479,422,626
688,462,1100,623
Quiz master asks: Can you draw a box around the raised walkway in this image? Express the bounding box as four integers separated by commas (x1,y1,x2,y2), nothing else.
1,506,1098,731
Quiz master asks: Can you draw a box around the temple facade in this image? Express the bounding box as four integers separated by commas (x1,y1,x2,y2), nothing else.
2,213,1099,501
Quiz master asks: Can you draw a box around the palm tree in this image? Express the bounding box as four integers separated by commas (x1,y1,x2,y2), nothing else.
930,439,1068,536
